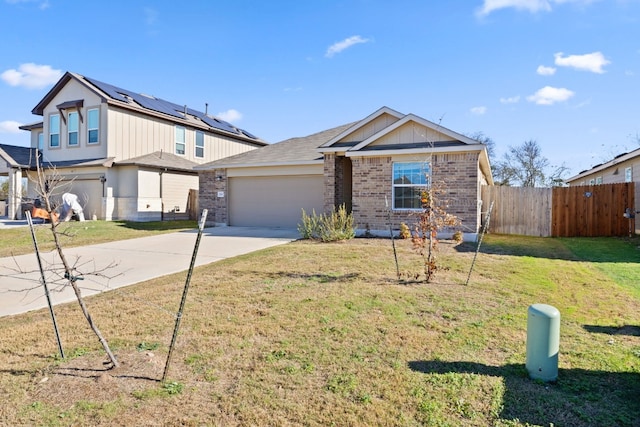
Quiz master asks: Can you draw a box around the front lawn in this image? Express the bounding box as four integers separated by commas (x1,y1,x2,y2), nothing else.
0,220,197,258
0,235,638,426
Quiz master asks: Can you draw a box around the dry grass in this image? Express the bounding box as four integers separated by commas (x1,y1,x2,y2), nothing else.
0,236,639,426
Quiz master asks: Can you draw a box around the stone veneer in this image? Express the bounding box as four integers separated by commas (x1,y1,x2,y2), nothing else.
199,169,227,226
344,152,481,233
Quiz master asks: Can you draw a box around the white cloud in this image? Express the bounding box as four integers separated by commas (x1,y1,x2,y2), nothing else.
1,63,62,89
537,65,556,75
0,120,23,133
470,106,487,115
500,95,521,104
477,0,551,16
527,86,575,105
6,0,50,10
554,51,610,73
216,109,242,123
325,35,370,58
476,0,597,16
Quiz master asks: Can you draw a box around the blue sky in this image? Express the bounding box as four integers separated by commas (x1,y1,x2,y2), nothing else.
0,0,639,178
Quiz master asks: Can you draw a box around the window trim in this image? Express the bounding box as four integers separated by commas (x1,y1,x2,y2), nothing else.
392,161,431,210
37,132,43,150
175,126,186,155
595,176,603,185
195,130,204,158
67,111,79,147
49,114,60,148
87,108,100,145
625,167,632,183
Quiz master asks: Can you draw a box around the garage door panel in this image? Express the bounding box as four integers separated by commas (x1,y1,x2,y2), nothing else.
229,176,323,227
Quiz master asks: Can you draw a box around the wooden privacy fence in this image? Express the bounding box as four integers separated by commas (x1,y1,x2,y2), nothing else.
481,186,552,236
552,183,634,237
481,183,635,237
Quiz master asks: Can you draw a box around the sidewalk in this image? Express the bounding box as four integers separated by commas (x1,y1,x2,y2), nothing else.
0,226,299,317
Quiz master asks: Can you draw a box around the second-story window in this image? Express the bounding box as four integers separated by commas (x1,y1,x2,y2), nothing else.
68,111,79,146
87,108,99,144
175,126,186,155
49,114,60,148
195,131,204,158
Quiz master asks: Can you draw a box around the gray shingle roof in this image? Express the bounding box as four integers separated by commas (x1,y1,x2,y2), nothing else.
195,122,357,170
116,151,199,173
0,144,40,168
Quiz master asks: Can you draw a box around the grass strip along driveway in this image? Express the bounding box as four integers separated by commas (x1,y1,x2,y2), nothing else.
0,231,638,426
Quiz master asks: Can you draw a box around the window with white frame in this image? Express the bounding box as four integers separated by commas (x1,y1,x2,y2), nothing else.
195,130,204,158
595,176,603,184
68,111,79,146
37,132,43,150
87,108,99,144
392,162,430,209
175,126,186,155
589,178,595,185
49,114,60,148
625,167,632,183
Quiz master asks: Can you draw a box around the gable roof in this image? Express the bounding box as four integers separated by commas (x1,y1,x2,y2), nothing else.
117,151,199,173
194,122,356,170
0,144,40,168
566,147,640,183
31,72,266,146
320,106,481,154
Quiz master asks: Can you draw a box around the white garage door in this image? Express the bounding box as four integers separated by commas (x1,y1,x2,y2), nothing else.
229,175,324,227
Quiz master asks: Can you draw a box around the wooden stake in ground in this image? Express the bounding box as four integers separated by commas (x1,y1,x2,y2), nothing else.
25,210,65,359
163,209,208,382
33,158,119,368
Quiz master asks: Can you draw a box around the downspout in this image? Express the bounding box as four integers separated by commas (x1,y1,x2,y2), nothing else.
159,168,167,221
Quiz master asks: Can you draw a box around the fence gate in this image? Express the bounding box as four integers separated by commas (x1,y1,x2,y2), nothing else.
552,183,635,237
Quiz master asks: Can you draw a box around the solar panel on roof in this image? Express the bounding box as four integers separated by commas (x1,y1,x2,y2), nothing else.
200,115,239,134
85,76,258,139
239,129,258,139
85,77,129,103
129,93,184,119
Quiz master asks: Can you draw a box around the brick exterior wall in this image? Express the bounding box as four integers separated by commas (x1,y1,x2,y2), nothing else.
198,169,227,226
323,154,349,212
348,152,481,233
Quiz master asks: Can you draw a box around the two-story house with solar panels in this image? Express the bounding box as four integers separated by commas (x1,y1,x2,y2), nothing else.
8,71,265,221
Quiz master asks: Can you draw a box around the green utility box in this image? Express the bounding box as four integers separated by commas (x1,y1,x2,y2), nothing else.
525,303,560,382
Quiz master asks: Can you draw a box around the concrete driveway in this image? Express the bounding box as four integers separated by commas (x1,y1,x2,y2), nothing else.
0,226,299,317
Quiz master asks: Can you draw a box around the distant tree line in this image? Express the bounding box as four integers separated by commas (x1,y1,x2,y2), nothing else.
468,132,569,188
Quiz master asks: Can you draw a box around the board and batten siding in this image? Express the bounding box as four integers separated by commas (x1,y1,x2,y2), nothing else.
106,107,258,163
40,78,107,163
161,172,198,214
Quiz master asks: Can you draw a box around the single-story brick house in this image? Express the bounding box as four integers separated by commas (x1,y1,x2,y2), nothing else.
196,106,493,239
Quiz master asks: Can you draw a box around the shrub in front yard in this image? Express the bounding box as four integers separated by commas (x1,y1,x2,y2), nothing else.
298,204,356,242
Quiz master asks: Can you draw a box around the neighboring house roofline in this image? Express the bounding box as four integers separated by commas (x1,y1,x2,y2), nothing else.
38,157,114,169
115,151,198,173
194,160,322,170
0,144,41,168
18,121,43,131
0,145,20,168
566,146,640,182
30,71,266,146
